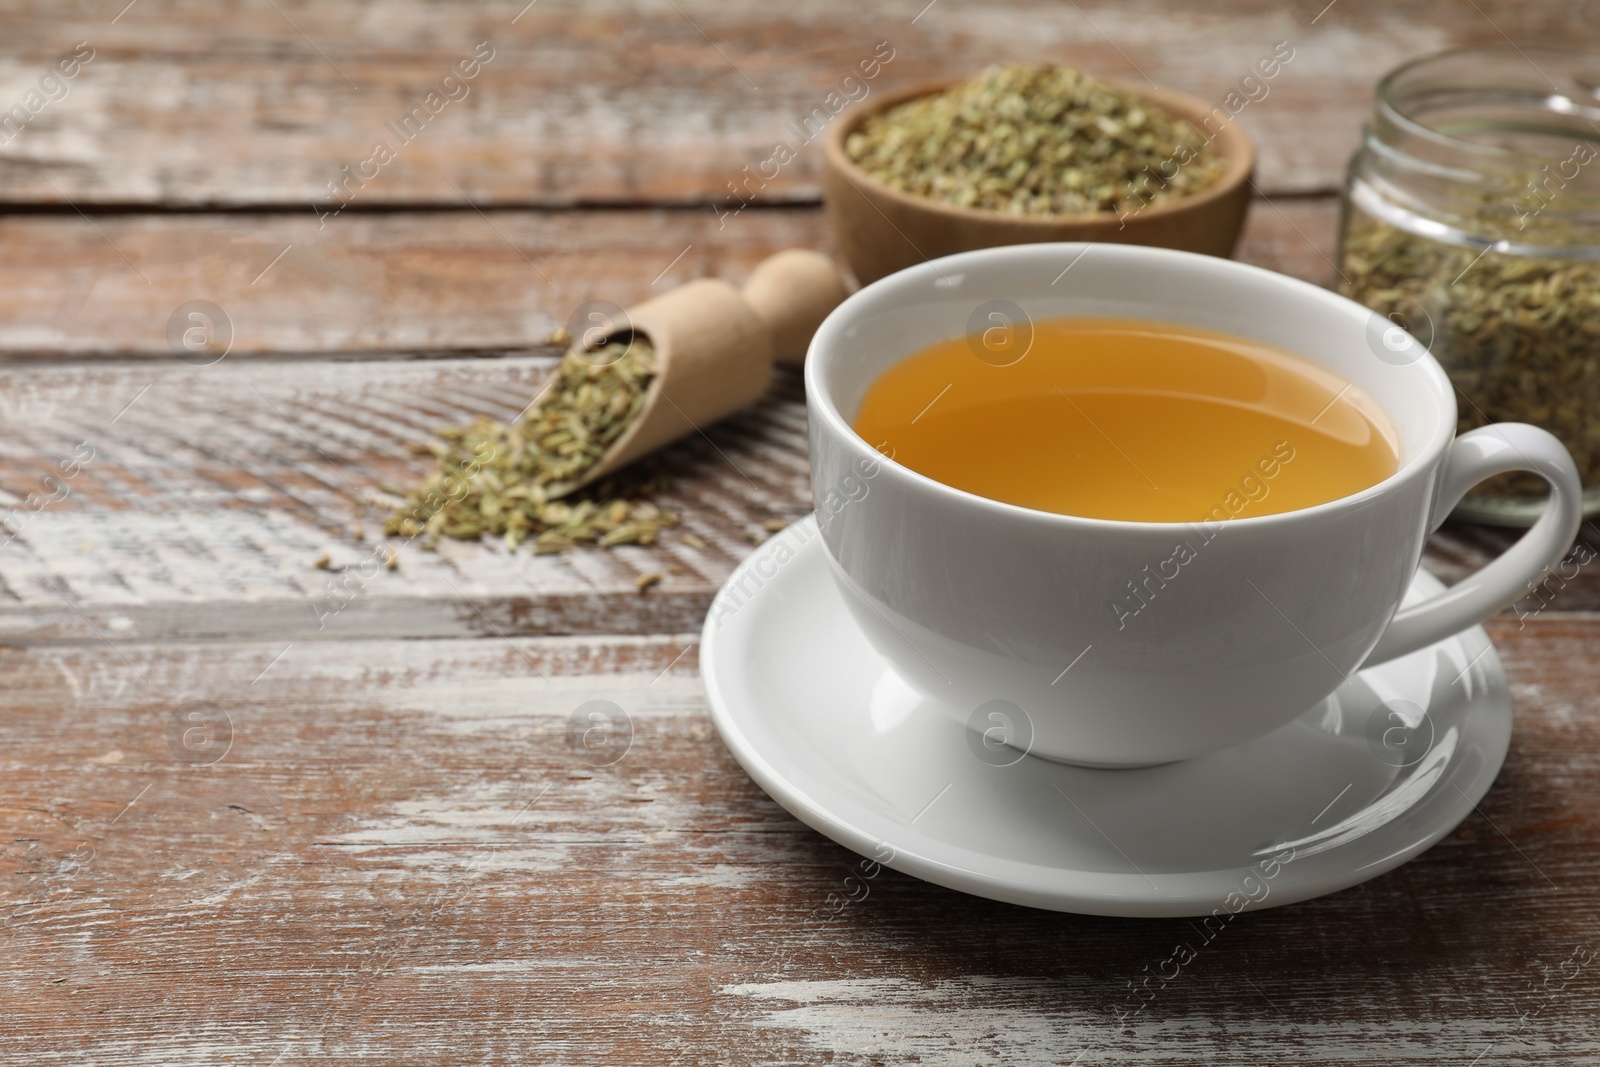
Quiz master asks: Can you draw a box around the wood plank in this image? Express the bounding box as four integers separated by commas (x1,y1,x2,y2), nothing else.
0,197,1338,358
0,207,834,357
2,622,1597,1064
0,354,809,642
0,0,1576,207
0,197,1591,643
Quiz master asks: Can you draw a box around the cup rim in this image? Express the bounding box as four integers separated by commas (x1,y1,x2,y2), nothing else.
804,242,1457,534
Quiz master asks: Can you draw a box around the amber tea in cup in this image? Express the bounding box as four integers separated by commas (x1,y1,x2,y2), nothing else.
811,243,1581,765
853,317,1400,522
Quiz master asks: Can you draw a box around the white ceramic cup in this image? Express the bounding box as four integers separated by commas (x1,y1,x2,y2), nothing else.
805,243,1582,767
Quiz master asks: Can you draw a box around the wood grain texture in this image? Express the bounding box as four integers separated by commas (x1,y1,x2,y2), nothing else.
0,197,1342,358
2,4,1596,1059
0,354,809,642
0,0,1587,207
2,623,1596,1065
0,207,831,358
2,322,1588,644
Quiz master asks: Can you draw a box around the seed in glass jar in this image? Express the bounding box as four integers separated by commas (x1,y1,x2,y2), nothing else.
1340,207,1600,502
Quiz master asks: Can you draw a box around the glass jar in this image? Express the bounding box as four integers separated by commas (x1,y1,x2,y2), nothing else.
1337,46,1600,525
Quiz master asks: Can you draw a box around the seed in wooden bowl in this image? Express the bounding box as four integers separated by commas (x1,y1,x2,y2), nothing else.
844,62,1225,217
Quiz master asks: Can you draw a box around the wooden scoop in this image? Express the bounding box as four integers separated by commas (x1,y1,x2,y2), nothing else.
547,249,850,496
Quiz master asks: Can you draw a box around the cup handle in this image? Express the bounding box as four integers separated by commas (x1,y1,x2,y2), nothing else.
1364,423,1583,667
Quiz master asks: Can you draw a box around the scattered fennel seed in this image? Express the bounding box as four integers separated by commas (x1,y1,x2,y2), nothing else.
385,338,677,554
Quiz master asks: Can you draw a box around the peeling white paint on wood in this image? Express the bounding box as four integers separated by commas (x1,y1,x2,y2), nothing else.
0,2,1503,211
723,977,1590,1064
0,356,809,640
1,629,1597,1064
3,6,1598,1062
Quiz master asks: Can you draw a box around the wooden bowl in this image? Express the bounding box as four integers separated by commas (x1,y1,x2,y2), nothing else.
822,78,1256,285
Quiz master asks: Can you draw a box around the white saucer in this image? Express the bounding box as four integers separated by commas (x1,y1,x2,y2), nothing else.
701,517,1511,917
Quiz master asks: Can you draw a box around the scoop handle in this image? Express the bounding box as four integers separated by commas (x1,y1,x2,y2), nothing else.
739,250,852,366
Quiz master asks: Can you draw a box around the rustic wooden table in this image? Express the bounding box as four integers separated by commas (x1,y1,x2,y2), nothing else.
2,2,1597,1063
